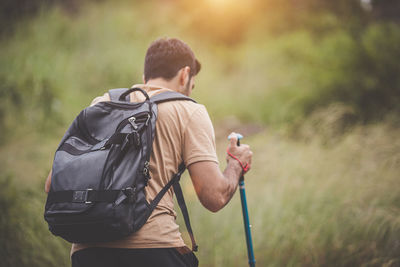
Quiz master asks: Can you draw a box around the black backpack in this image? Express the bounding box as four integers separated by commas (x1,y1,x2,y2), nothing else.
44,87,198,251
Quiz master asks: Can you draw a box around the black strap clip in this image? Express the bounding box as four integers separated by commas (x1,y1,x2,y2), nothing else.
72,188,93,204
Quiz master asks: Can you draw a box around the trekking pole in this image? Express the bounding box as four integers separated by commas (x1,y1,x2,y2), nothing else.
228,133,256,267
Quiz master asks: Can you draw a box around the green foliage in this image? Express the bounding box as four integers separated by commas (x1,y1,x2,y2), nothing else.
208,24,400,126
0,174,70,267
300,23,400,121
0,0,399,139
0,3,150,141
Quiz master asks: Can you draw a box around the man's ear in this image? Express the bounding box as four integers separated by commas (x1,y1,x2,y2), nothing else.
179,66,191,86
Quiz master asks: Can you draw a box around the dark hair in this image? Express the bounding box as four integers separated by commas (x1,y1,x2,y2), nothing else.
144,38,201,82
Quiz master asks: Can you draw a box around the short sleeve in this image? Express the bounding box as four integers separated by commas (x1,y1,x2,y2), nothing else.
90,92,110,107
183,105,219,167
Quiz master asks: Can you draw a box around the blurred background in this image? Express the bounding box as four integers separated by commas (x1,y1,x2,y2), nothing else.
0,0,399,266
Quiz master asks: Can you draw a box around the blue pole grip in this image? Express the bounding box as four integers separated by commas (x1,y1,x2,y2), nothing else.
228,133,243,145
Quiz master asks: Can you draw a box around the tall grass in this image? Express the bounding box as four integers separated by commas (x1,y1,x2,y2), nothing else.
178,124,400,266
0,174,70,267
2,121,399,267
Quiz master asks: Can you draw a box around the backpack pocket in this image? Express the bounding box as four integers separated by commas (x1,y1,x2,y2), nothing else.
52,137,110,192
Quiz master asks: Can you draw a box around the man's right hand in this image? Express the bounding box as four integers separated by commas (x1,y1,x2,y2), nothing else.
188,132,253,213
226,132,253,173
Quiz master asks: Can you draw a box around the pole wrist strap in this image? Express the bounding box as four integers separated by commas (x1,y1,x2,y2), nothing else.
226,149,250,173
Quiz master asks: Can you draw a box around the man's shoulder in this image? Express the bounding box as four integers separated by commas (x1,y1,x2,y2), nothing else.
89,90,209,120
158,98,208,119
89,92,110,107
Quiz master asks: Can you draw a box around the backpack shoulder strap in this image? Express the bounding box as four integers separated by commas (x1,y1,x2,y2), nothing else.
109,89,196,104
150,91,197,104
108,88,130,101
146,162,198,252
172,171,198,252
150,92,198,251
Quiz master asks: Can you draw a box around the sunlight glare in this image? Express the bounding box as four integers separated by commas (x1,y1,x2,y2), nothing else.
205,0,243,9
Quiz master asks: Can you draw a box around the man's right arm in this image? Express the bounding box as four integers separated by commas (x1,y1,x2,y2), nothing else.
188,134,253,212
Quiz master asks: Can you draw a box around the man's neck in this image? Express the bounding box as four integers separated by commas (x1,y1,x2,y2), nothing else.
145,78,178,92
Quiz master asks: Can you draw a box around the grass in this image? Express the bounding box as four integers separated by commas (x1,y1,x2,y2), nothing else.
2,119,399,267
0,174,71,267
177,123,400,266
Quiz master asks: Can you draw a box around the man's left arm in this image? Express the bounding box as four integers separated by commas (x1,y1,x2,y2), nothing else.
45,170,51,193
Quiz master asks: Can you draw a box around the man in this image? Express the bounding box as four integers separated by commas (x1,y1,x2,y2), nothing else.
45,37,253,267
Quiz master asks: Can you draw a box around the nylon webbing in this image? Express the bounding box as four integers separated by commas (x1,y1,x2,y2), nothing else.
146,162,198,251
48,189,121,203
173,179,198,252
146,163,185,214
108,88,197,104
150,91,196,104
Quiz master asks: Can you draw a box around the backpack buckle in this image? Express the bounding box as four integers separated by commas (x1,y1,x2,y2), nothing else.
85,188,93,204
72,188,93,204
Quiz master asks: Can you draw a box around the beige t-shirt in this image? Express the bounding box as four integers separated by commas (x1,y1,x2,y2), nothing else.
71,84,218,255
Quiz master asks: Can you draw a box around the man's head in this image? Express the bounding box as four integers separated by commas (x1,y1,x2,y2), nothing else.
143,38,201,96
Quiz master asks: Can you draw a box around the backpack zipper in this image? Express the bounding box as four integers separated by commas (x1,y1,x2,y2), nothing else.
115,112,151,132
128,117,138,130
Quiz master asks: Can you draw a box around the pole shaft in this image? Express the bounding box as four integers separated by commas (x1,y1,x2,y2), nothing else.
239,178,256,267
234,137,256,266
